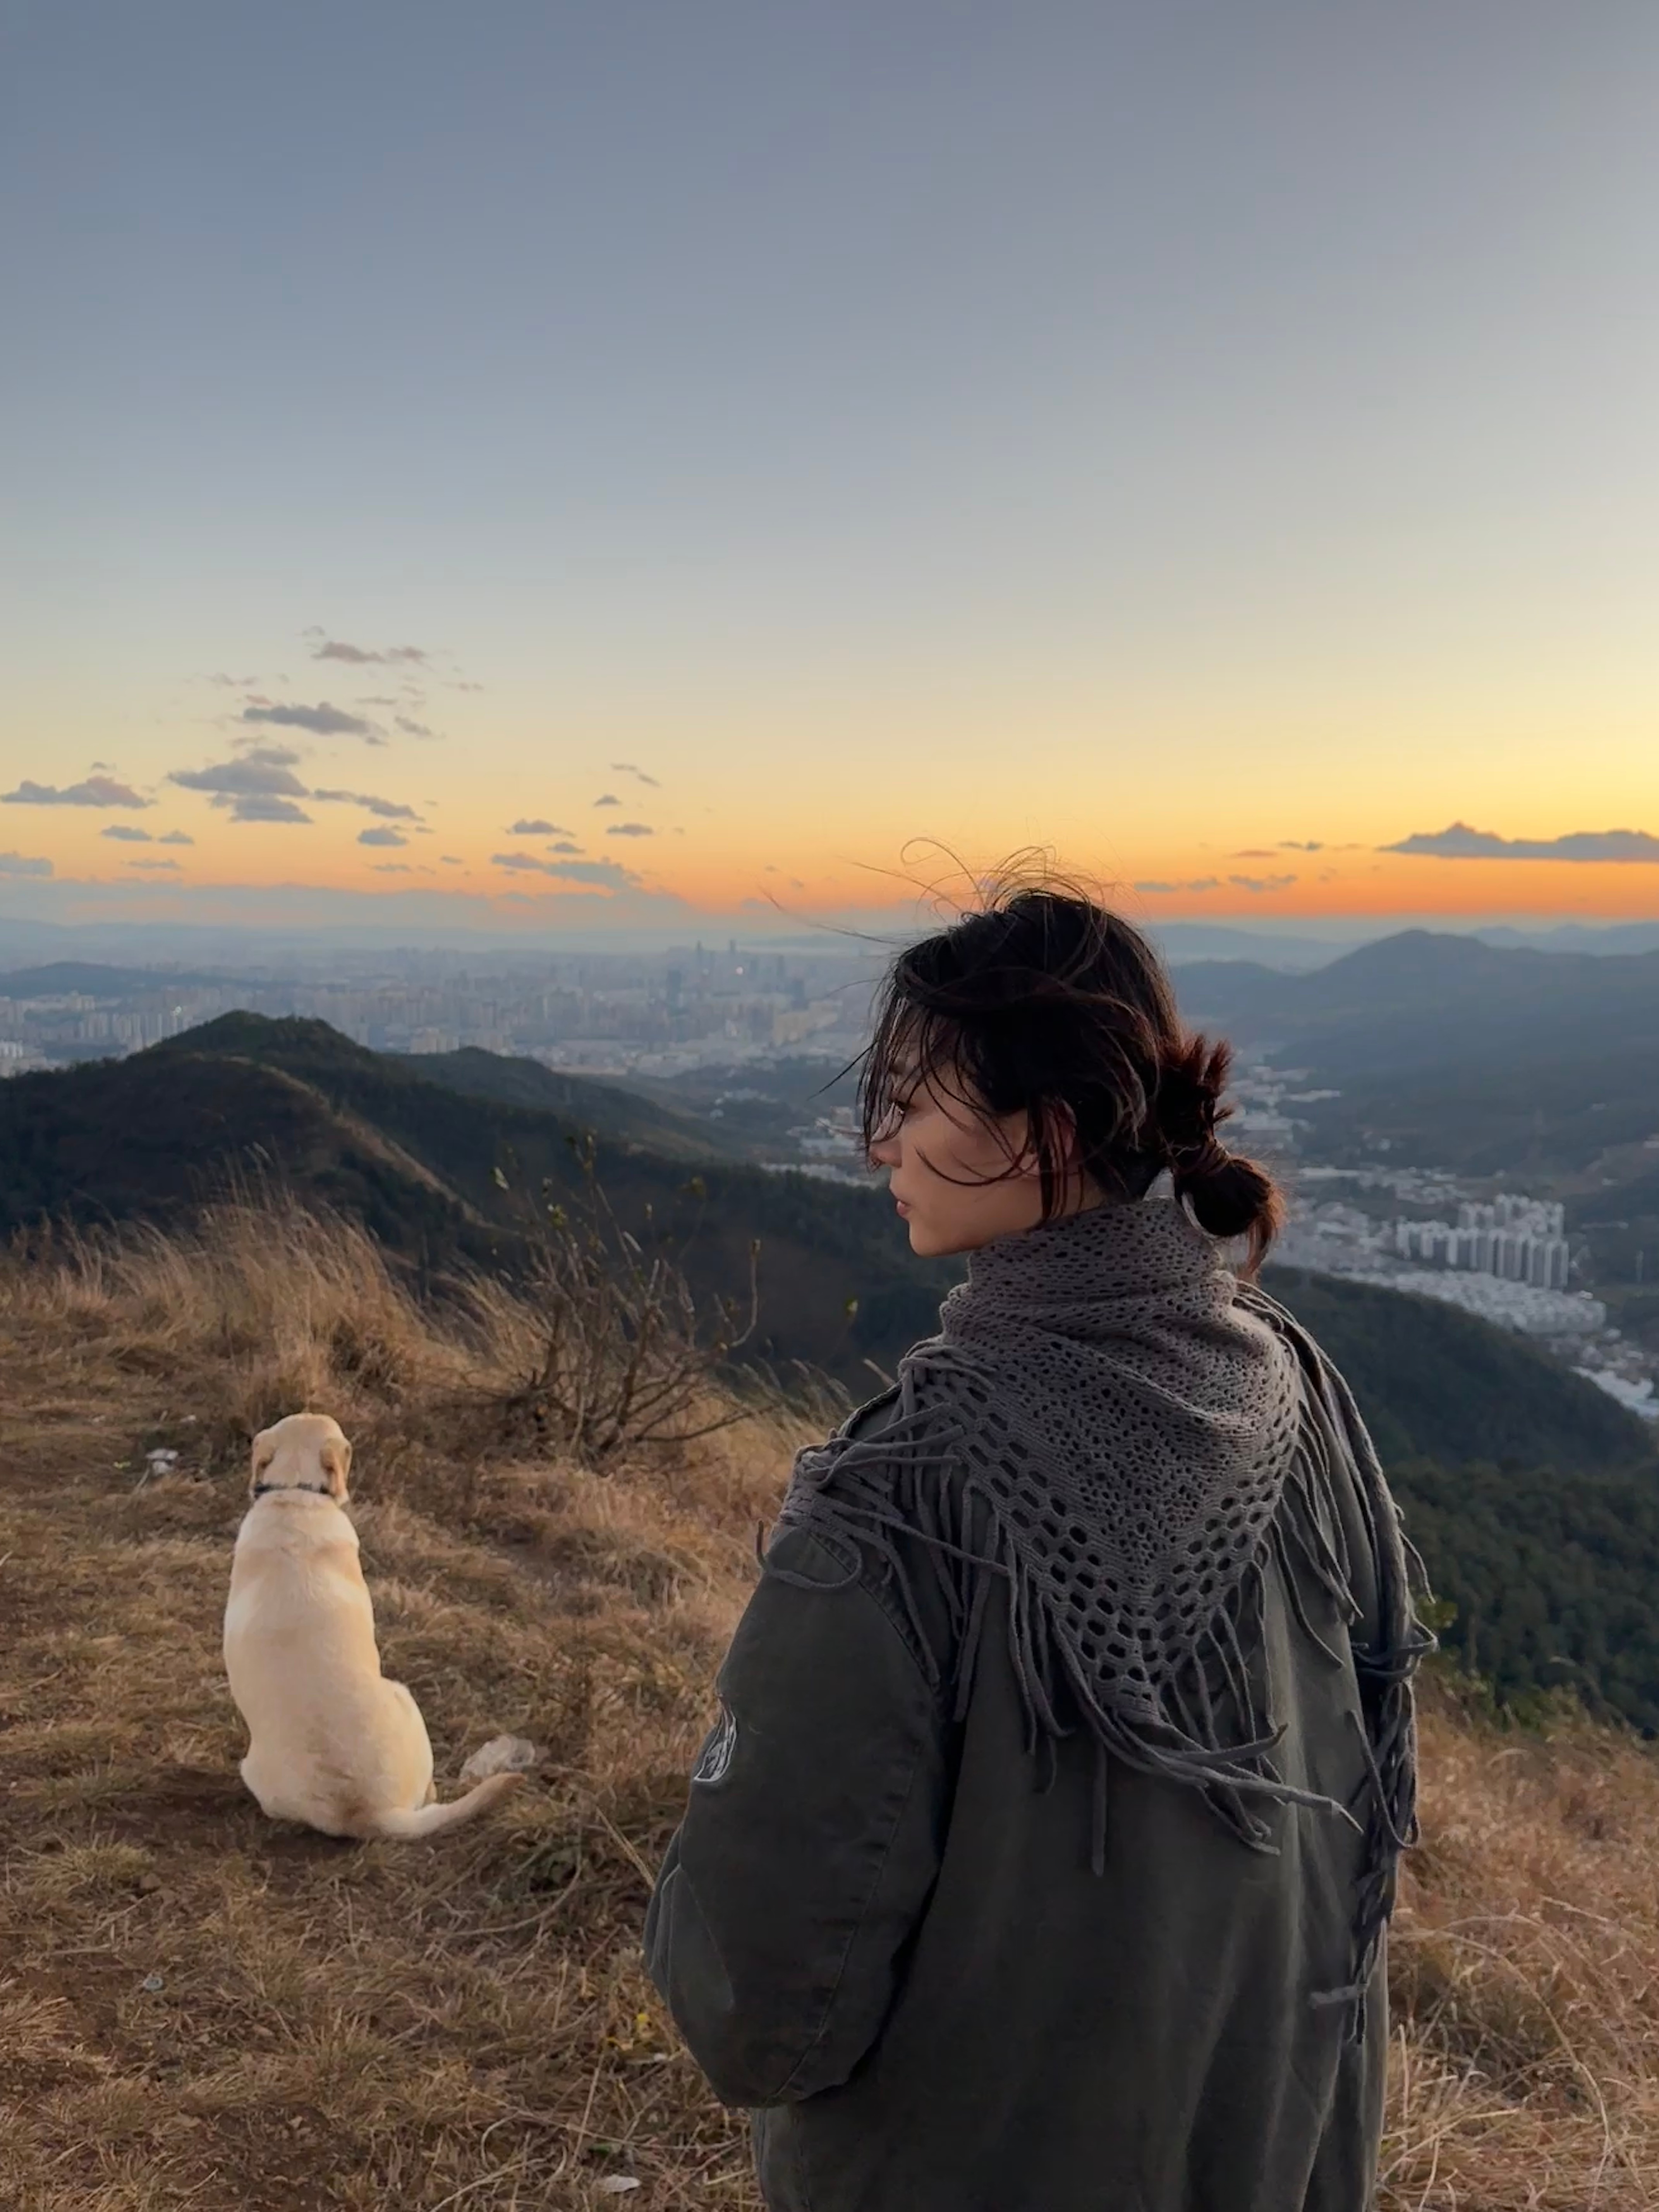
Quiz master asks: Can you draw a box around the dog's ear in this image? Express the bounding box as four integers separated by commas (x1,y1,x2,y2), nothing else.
321,1434,352,1503
249,1429,276,1499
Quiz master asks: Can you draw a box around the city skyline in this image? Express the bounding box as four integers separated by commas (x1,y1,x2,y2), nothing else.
5,6,1659,937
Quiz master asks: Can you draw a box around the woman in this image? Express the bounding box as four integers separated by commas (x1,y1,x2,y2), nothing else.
647,883,1430,2212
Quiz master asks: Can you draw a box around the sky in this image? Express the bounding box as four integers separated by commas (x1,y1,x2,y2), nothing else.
3,2,1659,942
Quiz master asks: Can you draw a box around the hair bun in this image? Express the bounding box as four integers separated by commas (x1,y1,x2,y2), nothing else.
1156,1034,1283,1269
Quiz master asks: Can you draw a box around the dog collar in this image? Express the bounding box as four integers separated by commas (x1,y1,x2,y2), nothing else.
251,1481,334,1499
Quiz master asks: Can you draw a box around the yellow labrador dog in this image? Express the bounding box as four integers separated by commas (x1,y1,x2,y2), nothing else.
223,1412,522,1840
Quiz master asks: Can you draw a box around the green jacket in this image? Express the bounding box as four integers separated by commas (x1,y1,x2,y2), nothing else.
647,1388,1393,2212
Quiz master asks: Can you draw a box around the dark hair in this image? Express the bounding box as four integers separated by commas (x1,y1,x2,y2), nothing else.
860,874,1285,1272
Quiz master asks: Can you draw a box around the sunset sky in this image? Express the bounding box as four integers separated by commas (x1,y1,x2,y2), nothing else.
4,5,1658,939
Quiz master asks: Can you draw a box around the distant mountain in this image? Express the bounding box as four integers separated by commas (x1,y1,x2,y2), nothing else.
0,960,233,999
1169,932,1659,1202
1176,929,1659,1080
1477,922,1659,957
1152,926,1350,971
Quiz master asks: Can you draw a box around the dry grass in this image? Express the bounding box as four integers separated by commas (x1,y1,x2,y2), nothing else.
3,1209,1659,2207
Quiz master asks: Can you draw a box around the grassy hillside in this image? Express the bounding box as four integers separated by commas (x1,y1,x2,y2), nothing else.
2,1206,1658,2208
0,1015,946,1391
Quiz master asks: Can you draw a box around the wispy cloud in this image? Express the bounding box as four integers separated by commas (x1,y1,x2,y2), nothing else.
1278,839,1325,853
1231,848,1278,859
592,793,621,807
229,795,312,824
440,855,463,866
606,821,653,838
549,840,581,854
0,851,53,877
311,638,429,666
101,824,154,843
1227,872,1298,893
1132,877,1221,895
170,749,310,816
508,818,570,836
491,852,639,888
158,830,195,846
395,716,437,738
312,788,422,821
610,760,661,787
358,826,407,847
3,774,150,809
372,862,414,874
127,857,181,871
241,701,381,742
1383,821,1659,864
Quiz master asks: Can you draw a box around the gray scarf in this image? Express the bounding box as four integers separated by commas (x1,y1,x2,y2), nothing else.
777,1196,1430,2026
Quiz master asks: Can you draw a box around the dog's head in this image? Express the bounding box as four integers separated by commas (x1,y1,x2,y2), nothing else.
249,1412,352,1504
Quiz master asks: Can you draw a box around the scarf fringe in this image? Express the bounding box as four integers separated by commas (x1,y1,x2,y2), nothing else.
775,1292,1434,2045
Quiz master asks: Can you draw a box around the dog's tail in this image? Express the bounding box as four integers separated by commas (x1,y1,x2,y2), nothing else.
361,1771,524,1840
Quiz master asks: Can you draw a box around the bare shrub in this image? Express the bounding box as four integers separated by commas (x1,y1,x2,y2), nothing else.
485,1138,768,1466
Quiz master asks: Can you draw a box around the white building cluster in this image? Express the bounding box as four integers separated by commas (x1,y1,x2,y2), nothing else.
1394,1194,1570,1291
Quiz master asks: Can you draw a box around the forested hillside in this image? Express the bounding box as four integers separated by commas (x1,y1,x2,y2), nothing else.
1265,1267,1659,1728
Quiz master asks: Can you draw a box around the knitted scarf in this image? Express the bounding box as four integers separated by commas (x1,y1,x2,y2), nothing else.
776,1194,1431,2026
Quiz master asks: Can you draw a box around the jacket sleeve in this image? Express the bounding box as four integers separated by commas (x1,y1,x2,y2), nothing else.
645,1523,949,2108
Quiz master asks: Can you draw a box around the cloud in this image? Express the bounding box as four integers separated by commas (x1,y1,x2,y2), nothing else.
549,840,581,854
3,774,150,809
592,793,621,807
1278,840,1325,853
1382,821,1659,864
611,760,661,787
158,830,195,846
101,824,154,843
126,857,181,872
395,716,437,739
358,825,407,847
606,821,653,838
1227,873,1298,893
241,701,380,741
312,639,429,666
312,788,422,821
1132,877,1221,895
0,851,53,877
230,795,312,824
372,862,413,874
440,855,463,865
1231,848,1278,859
491,852,639,888
508,818,570,836
170,747,308,800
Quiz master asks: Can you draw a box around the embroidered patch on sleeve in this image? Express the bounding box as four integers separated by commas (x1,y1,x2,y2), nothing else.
692,1700,738,1786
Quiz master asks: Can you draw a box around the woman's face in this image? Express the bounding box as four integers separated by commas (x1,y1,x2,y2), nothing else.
868,1068,1080,1257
